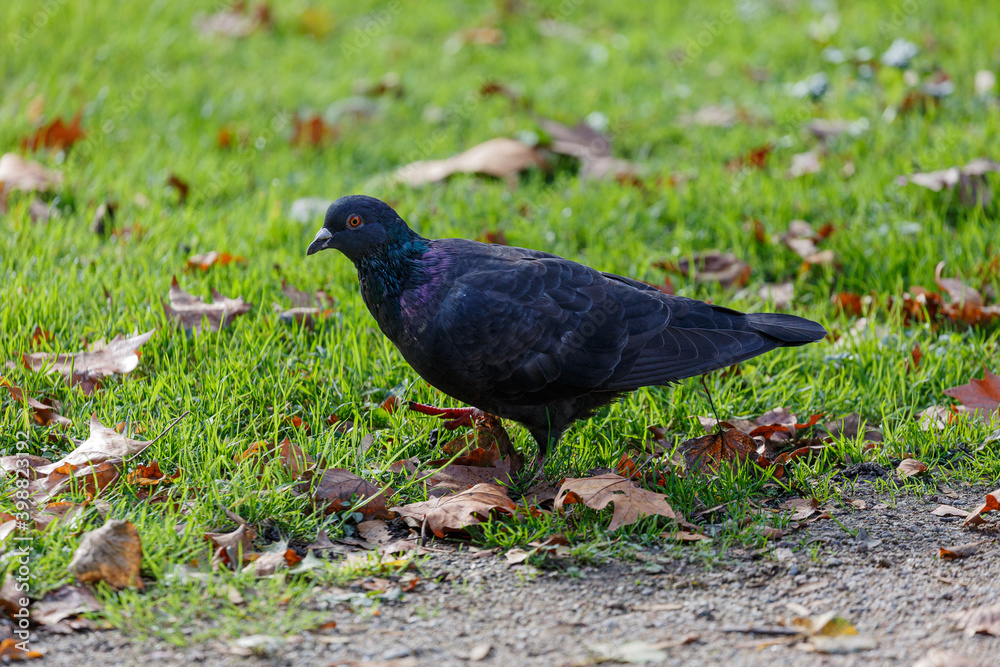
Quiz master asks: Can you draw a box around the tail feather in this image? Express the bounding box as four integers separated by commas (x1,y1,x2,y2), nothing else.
743,312,827,346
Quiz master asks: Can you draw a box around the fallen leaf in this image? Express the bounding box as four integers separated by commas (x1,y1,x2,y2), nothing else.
554,474,676,531
281,280,335,309
679,428,757,472
788,151,821,178
244,542,301,577
186,251,247,271
964,488,1000,526
726,144,771,171
898,159,1000,207
394,138,546,186
939,541,987,560
0,638,43,661
125,460,181,488
897,458,928,477
949,603,1000,636
0,377,71,426
30,584,102,629
206,520,258,568
391,483,517,537
69,520,143,589
931,504,969,518
166,173,189,203
17,330,154,394
20,111,85,152
297,468,394,520
944,367,1000,414
0,153,63,193
35,414,150,476
657,251,751,288
195,3,271,38
678,105,750,128
164,277,252,333
291,113,338,147
759,282,794,309
459,27,505,45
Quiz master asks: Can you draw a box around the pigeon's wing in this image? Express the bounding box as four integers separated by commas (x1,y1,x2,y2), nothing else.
428,251,668,403
603,296,827,390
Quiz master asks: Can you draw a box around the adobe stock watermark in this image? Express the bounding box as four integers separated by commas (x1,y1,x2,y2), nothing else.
9,431,35,653
75,66,171,160
341,1,403,61
878,0,926,34
190,109,293,206
5,0,69,52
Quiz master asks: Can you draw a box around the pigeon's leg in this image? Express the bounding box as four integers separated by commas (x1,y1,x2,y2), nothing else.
406,401,484,430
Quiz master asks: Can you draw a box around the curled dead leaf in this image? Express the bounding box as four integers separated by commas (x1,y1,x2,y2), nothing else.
17,330,154,395
69,520,143,589
391,482,516,537
164,277,251,333
394,138,546,186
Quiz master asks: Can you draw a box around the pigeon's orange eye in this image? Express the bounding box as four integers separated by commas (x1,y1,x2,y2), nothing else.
347,214,362,228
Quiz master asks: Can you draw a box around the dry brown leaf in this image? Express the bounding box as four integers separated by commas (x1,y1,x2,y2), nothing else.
896,458,928,477
0,377,71,426
759,282,794,309
206,520,258,568
195,3,271,38
186,251,247,271
554,473,676,531
657,251,751,289
679,428,757,473
391,482,516,537
36,414,150,476
931,504,969,518
944,367,1000,414
298,468,393,520
788,150,821,178
30,584,102,629
964,488,1000,526
898,159,1000,207
939,541,987,560
69,520,143,589
20,111,85,152
0,638,43,661
395,138,546,186
291,113,339,147
0,153,63,194
17,330,154,394
164,277,252,333
948,603,1000,636
282,280,335,309
125,460,181,488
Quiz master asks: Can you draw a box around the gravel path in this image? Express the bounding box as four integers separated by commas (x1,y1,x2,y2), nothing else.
26,482,1000,666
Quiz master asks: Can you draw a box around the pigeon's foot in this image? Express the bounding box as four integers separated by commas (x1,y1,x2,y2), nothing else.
406,401,484,430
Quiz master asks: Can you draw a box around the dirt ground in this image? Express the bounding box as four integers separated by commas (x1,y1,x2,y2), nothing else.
25,480,1000,666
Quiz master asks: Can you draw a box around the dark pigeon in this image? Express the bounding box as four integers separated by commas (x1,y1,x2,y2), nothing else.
307,195,827,461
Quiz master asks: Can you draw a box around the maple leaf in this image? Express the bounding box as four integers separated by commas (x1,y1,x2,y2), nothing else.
898,158,1000,207
297,468,394,520
391,483,517,537
275,280,336,326
291,113,338,147
125,460,181,487
394,138,547,186
206,514,258,568
69,520,144,589
36,414,151,476
20,110,85,152
0,376,71,426
164,277,252,333
679,428,757,473
16,330,154,394
554,473,676,531
944,368,1000,413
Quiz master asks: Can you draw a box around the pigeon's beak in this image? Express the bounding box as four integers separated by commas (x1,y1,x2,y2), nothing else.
306,227,333,256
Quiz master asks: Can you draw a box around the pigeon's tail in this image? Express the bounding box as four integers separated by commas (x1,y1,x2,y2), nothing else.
743,312,828,346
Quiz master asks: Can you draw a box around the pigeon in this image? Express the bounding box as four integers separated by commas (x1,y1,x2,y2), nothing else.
307,195,827,462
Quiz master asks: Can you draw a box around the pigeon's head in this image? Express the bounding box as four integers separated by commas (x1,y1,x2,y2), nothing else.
307,195,415,262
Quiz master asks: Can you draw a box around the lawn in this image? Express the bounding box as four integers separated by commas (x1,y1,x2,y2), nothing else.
2,0,1000,649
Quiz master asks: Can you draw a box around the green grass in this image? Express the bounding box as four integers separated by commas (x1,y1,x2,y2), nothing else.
3,0,1000,644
